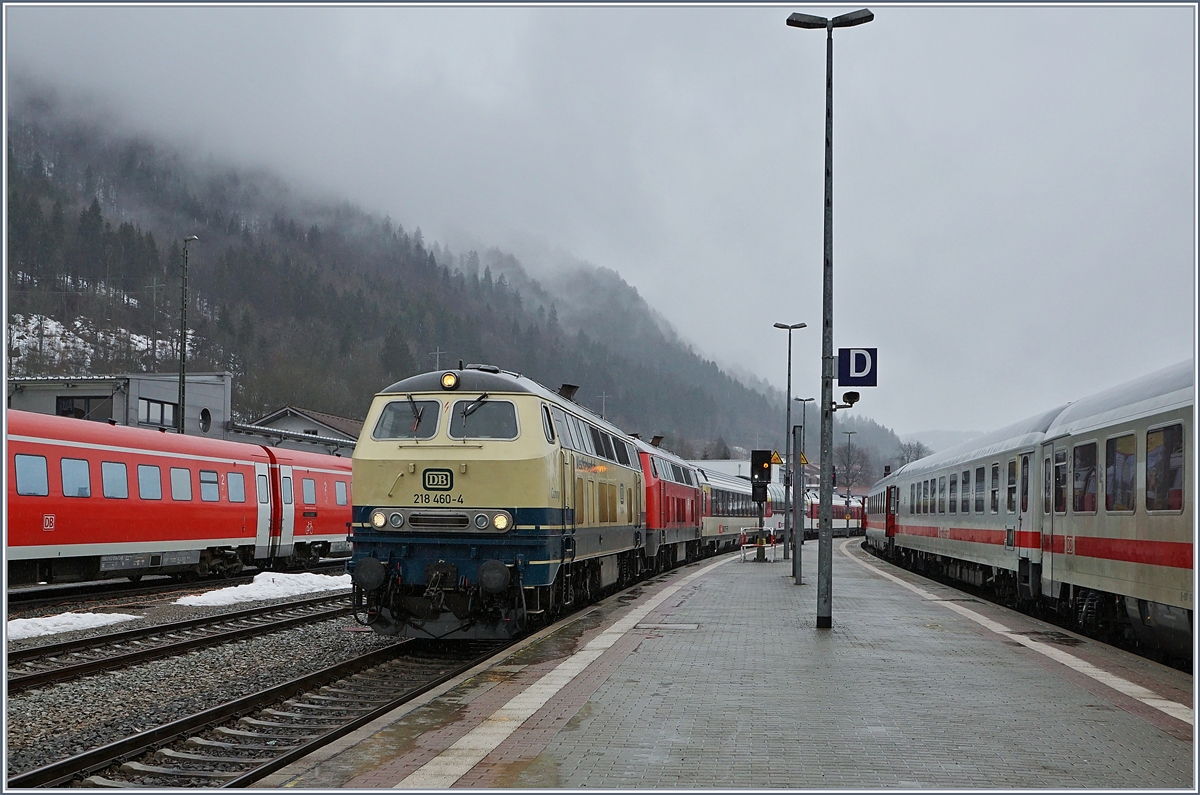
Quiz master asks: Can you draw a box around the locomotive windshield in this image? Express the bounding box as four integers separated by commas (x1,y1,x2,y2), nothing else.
449,399,518,439
373,399,441,440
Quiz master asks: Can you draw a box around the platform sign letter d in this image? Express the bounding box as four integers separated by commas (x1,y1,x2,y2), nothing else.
838,348,878,387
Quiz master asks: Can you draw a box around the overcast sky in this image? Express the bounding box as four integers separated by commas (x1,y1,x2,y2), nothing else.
5,4,1196,435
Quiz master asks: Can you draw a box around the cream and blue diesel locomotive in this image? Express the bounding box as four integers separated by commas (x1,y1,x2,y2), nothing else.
348,365,646,639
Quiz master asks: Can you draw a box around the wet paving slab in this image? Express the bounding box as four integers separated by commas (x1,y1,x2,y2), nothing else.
255,545,1193,789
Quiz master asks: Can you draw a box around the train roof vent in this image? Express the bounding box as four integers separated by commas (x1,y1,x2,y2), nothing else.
650,435,664,447
558,383,580,401
465,363,501,374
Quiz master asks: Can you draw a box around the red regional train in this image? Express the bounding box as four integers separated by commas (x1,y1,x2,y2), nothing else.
865,360,1192,660
6,410,353,585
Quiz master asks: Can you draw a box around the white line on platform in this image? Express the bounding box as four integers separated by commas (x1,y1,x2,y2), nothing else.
840,539,1193,726
395,554,738,788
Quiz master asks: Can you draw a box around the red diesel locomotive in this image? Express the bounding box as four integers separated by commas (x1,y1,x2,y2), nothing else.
6,410,352,585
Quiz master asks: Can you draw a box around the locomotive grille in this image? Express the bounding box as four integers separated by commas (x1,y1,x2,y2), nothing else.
408,512,471,530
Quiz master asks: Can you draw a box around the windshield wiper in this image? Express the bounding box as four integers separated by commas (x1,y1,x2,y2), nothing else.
462,392,490,418
407,394,424,433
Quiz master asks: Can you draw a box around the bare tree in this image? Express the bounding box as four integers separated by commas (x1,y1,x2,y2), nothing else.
897,440,931,466
834,443,872,491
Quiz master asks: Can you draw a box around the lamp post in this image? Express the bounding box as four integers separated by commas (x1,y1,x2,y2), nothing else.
178,235,198,434
793,396,815,583
773,322,807,562
787,6,873,629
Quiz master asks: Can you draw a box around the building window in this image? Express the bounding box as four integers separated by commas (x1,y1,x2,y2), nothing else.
15,454,49,496
57,395,114,422
200,470,220,502
1146,424,1184,511
102,462,129,499
1105,435,1136,512
1072,443,1098,513
138,398,177,429
138,465,162,500
228,472,246,503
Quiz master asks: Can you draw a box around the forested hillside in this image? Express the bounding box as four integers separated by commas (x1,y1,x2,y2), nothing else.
6,96,788,454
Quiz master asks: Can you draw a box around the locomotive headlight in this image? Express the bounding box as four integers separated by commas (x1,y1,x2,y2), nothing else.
370,509,387,529
441,372,459,390
492,513,510,530
474,513,490,530
389,512,404,528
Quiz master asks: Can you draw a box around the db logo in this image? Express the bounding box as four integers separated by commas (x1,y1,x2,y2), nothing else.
43,514,56,531
423,468,454,491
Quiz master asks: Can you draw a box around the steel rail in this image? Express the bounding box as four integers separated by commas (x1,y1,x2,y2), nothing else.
7,593,353,693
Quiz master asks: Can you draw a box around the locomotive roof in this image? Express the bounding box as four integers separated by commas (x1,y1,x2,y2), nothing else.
631,438,697,470
378,367,636,441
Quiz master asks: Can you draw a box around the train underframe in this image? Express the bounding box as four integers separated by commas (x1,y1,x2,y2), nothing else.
867,540,1192,666
352,535,739,641
7,540,343,586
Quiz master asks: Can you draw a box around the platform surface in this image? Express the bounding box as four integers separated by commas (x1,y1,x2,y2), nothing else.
257,538,1194,789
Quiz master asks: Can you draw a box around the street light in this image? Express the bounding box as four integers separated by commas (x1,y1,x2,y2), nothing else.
793,396,815,582
178,235,198,434
773,321,807,563
787,7,874,629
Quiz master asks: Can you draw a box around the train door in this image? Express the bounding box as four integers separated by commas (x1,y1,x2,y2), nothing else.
1016,450,1040,598
253,462,272,559
885,486,897,537
561,452,575,535
277,464,296,558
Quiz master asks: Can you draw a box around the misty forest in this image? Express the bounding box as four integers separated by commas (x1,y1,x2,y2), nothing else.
6,95,909,478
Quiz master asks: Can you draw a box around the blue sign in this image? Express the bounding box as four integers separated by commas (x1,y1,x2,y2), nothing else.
838,348,877,387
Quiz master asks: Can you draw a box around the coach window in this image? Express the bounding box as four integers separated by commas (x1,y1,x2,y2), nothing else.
909,483,915,514
1053,451,1067,513
1105,435,1136,512
257,474,270,504
335,480,348,506
588,427,609,459
938,476,946,513
200,470,220,502
990,464,1000,514
171,468,192,501
975,467,985,513
15,454,49,496
920,480,928,513
573,418,595,455
949,474,957,514
282,476,294,504
1043,456,1052,514
102,462,128,499
541,405,556,444
1072,443,1098,513
600,433,616,461
138,465,162,500
960,470,970,514
1146,424,1184,511
1005,460,1017,513
672,463,686,483
1020,455,1030,513
302,478,317,505
228,472,247,503
60,458,91,498
614,440,632,467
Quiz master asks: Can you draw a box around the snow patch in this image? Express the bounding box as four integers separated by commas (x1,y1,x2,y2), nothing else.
173,572,352,607
7,611,143,641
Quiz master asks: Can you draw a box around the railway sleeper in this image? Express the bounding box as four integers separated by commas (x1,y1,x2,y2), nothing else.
214,726,317,740
119,761,240,779
238,717,338,730
186,737,301,751
153,748,262,765
261,707,368,719
279,700,378,711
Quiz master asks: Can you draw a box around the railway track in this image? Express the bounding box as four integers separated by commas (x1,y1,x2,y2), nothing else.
7,593,353,694
7,639,508,788
6,562,348,611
